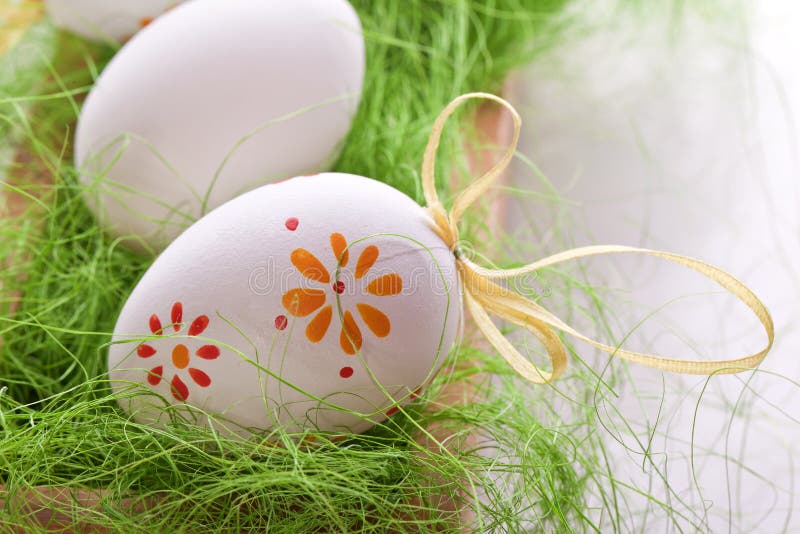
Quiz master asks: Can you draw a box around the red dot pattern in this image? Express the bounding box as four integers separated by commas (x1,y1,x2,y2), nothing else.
285,217,299,231
333,281,345,294
275,315,288,331
339,366,354,378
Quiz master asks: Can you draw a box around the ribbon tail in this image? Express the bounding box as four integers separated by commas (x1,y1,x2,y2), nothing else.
463,288,567,384
462,262,773,376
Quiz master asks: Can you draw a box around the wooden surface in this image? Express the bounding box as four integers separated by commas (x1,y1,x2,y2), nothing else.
0,0,43,56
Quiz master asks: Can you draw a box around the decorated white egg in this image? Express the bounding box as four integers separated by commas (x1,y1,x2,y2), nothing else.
108,174,463,436
75,0,365,252
45,0,184,42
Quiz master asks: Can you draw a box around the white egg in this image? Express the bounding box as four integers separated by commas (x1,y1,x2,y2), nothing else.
108,174,463,436
75,0,365,252
45,0,185,42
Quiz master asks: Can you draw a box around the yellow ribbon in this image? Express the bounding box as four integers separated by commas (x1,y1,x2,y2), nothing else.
423,93,774,383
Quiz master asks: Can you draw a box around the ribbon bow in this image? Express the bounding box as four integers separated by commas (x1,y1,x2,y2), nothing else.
423,93,774,383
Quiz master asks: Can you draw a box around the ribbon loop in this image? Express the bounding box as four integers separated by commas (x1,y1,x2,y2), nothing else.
423,93,774,381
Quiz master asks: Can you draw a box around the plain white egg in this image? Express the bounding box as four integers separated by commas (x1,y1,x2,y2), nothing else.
108,174,462,436
45,0,185,42
75,0,365,252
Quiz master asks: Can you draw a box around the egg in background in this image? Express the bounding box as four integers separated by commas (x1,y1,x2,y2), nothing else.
45,0,184,42
108,174,462,436
75,0,365,252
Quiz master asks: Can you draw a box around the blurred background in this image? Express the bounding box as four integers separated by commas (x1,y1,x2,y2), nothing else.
509,0,799,530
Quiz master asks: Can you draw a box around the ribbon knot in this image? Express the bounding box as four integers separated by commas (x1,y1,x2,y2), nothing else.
426,202,458,251
423,93,774,383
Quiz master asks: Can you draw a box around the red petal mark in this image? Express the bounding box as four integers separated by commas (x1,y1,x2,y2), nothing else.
339,366,354,379
137,344,156,358
171,302,183,331
386,406,399,417
188,368,211,388
333,281,345,294
149,314,163,335
275,315,288,331
196,345,220,360
285,217,299,231
171,375,189,401
188,315,209,336
147,365,163,386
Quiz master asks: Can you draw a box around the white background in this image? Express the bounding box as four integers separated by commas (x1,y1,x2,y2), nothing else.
510,0,800,531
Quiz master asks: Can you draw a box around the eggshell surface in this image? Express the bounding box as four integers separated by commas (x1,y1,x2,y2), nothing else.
75,0,365,251
45,0,184,42
108,174,462,435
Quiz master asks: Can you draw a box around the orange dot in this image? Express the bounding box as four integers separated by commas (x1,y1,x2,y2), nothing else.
172,344,190,369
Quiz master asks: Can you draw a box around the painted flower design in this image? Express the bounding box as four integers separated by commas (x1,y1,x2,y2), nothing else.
281,232,403,371
135,302,220,401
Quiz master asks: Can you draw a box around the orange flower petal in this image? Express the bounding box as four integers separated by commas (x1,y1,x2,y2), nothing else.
356,303,391,338
306,305,333,343
188,368,211,388
282,288,326,317
339,310,363,355
330,233,349,267
355,246,379,279
366,274,403,296
291,248,330,283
